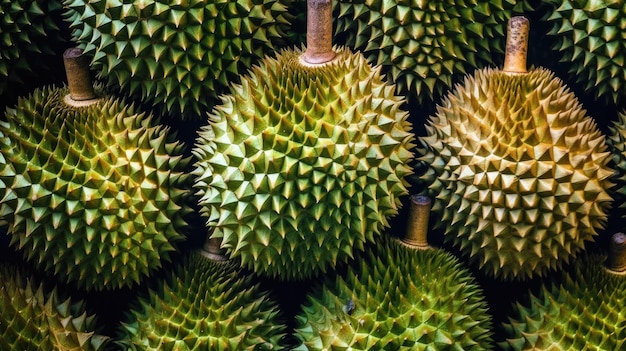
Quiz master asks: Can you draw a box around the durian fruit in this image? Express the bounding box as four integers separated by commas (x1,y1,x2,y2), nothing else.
606,110,626,218
294,198,494,350
115,252,286,350
193,1,414,280
334,0,531,103
64,0,293,118
542,0,626,104
0,262,109,350
0,0,64,96
501,233,626,350
0,50,192,290
417,16,614,280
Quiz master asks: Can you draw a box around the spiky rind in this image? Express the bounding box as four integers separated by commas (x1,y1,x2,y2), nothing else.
418,67,614,280
606,110,626,218
64,0,292,118
335,0,531,103
543,0,626,104
117,253,286,350
0,86,192,290
193,47,414,280
501,254,626,350
0,0,63,94
294,236,494,350
0,263,108,350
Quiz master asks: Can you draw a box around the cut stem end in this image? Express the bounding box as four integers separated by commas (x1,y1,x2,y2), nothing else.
63,48,98,105
301,0,336,65
503,16,529,74
605,232,626,274
401,195,431,250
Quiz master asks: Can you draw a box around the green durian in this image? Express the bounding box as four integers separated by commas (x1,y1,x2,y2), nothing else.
193,46,415,280
63,0,292,118
334,0,531,103
418,65,614,280
294,235,494,350
0,262,109,350
542,0,626,104
0,85,192,290
116,253,286,350
606,110,626,218
0,0,63,95
501,253,626,350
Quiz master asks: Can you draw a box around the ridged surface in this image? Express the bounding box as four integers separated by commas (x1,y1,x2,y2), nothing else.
0,86,192,290
0,263,108,350
543,0,626,104
64,0,292,118
418,67,613,280
294,236,493,350
193,47,414,280
606,110,626,218
0,0,63,94
116,253,286,350
501,254,626,350
335,0,530,102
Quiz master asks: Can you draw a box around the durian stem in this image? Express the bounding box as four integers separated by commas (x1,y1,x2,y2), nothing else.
201,235,228,261
301,0,336,64
63,48,99,106
503,16,529,74
401,195,431,250
605,232,626,273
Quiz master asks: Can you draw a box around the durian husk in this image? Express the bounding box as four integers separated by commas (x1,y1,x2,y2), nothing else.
418,67,614,280
0,263,109,350
294,235,494,350
543,0,626,104
0,85,192,290
115,253,286,350
606,110,626,218
501,254,626,350
63,0,293,118
193,46,415,280
334,0,532,103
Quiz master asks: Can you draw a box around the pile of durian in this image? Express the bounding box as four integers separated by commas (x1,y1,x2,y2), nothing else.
1,0,626,349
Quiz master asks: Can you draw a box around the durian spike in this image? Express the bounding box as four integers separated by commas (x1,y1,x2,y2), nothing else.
605,232,626,274
400,195,431,250
201,235,228,262
503,16,529,75
301,0,336,65
62,47,99,106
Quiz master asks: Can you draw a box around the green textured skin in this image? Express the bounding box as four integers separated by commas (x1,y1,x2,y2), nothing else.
193,47,415,280
294,236,494,350
606,111,626,219
64,0,292,118
0,0,63,94
501,254,626,350
116,253,286,350
0,86,192,290
543,0,626,104
418,67,614,280
334,0,531,103
0,263,108,350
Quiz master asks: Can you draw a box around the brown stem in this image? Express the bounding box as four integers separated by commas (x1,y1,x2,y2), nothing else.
301,0,336,64
605,232,626,273
63,48,97,102
200,234,228,261
503,16,529,74
401,195,431,250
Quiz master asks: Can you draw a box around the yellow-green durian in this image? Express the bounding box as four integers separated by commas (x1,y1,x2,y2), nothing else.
0,86,192,290
193,47,414,280
501,253,626,350
0,263,109,350
418,67,614,280
115,253,286,350
63,0,292,118
606,110,626,219
334,0,531,103
294,236,494,350
542,0,626,104
0,0,63,95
